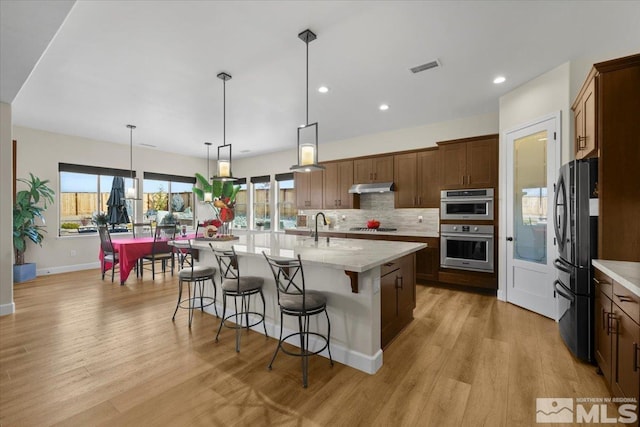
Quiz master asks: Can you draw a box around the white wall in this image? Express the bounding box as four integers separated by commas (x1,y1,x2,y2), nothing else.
0,103,14,315
233,112,499,178
497,62,571,301
12,126,209,275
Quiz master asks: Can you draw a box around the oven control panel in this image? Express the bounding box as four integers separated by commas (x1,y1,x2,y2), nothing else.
441,224,493,235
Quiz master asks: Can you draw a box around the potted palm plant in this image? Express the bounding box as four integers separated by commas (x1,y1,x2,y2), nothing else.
13,173,55,282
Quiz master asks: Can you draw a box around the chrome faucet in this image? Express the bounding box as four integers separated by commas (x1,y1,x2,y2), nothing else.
313,212,327,243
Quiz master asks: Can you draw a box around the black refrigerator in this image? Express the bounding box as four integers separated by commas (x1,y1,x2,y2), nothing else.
553,157,598,362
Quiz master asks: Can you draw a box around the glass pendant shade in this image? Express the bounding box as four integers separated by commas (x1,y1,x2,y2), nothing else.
126,178,140,200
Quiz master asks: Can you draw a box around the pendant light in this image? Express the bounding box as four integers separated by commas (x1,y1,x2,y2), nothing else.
125,124,140,200
290,29,324,173
213,72,237,181
203,142,213,202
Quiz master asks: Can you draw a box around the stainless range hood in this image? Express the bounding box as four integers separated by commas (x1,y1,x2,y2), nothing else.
348,182,395,194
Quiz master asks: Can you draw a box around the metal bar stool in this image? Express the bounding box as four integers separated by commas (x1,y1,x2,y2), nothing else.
262,252,333,388
172,239,217,327
211,244,267,352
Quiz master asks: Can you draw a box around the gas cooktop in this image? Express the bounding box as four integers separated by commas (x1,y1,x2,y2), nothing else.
349,227,398,232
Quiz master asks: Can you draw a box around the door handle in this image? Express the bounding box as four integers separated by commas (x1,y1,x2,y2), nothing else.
506,237,513,241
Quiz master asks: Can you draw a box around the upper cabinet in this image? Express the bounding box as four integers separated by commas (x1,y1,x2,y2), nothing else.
323,160,358,209
580,53,640,262
294,170,323,209
394,149,440,208
438,135,498,189
573,72,597,159
353,155,394,183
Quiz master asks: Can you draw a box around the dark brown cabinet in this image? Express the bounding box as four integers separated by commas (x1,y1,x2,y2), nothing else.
572,74,597,159
294,170,323,209
353,155,394,183
394,149,440,208
323,160,357,209
576,54,640,263
380,253,415,349
438,134,498,189
594,266,640,418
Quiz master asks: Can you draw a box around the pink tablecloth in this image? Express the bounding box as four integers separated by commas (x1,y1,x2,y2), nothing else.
99,234,194,284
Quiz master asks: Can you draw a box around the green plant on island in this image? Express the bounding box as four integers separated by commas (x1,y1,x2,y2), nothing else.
61,222,80,230
193,173,240,222
13,173,55,265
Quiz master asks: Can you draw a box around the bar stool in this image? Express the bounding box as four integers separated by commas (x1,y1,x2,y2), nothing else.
172,239,217,328
210,244,267,352
262,252,333,388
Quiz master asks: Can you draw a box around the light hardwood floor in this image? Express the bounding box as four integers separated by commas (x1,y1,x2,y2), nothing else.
0,270,613,426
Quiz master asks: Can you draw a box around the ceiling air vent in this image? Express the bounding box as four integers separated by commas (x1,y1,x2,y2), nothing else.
410,59,440,74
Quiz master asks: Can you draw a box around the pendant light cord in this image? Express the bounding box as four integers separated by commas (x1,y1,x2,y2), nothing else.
223,78,226,146
127,124,136,180
306,38,309,126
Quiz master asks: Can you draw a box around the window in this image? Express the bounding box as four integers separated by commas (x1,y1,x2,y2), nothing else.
58,163,134,236
232,178,247,229
143,172,195,227
276,173,296,230
251,175,271,230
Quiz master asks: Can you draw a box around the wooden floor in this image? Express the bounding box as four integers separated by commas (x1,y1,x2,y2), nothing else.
0,270,613,426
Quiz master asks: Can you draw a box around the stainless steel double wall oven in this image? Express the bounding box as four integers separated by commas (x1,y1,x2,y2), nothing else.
440,188,495,273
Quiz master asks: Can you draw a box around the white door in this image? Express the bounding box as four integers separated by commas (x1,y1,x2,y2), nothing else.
505,114,560,319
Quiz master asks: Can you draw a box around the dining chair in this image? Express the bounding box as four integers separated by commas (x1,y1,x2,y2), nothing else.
141,225,176,279
132,222,153,238
262,252,333,388
98,225,119,282
210,245,267,352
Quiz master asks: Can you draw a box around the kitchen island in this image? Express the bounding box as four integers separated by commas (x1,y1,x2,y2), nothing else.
187,232,426,374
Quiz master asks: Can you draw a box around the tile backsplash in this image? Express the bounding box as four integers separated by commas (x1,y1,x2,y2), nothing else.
299,193,439,234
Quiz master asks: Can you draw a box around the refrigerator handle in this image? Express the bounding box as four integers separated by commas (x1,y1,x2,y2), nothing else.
553,175,567,252
553,258,573,275
554,280,574,302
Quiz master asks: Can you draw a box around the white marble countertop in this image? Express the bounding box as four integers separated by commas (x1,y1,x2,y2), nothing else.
593,259,640,297
187,231,426,273
285,227,439,238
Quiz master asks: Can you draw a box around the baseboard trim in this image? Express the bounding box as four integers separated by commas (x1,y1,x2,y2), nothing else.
201,304,383,375
0,302,16,316
37,262,100,276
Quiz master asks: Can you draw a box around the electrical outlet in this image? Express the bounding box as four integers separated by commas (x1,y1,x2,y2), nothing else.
341,215,346,221
418,215,423,223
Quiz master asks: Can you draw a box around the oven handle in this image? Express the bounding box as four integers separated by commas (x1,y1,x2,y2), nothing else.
554,280,574,302
553,258,573,275
441,233,494,240
442,197,493,203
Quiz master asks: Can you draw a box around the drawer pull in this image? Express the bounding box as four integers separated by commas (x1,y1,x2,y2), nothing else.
615,294,636,303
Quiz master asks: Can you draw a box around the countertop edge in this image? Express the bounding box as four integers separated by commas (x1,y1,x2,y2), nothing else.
593,259,640,298
285,228,439,238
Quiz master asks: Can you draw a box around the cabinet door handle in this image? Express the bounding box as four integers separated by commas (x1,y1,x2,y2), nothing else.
608,313,618,336
338,199,341,206
395,275,403,290
602,307,608,331
577,135,587,149
634,342,639,372
461,175,464,185
418,196,422,205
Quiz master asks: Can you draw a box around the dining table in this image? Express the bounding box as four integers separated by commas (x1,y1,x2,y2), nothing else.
99,233,194,285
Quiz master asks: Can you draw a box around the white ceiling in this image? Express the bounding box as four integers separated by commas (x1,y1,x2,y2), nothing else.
3,1,640,160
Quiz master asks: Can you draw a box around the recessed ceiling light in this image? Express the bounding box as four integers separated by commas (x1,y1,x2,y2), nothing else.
379,104,389,111
493,76,506,84
318,86,329,93
240,149,251,153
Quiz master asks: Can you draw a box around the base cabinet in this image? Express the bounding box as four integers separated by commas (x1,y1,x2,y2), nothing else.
594,267,640,423
380,253,415,349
